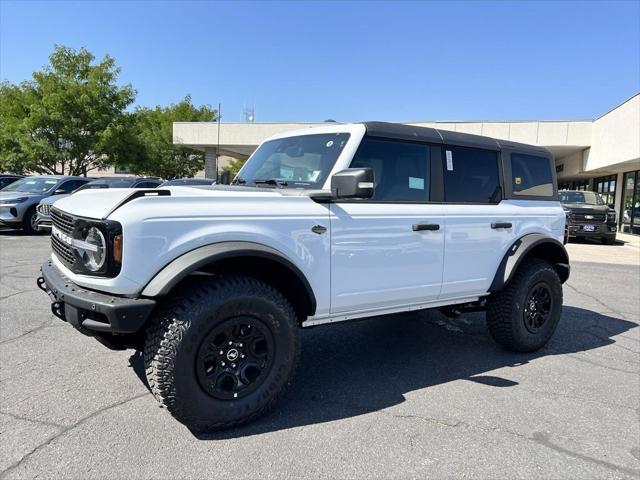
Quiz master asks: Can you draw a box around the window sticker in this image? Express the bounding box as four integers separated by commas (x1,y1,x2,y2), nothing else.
326,140,334,147
446,150,453,171
515,176,522,185
409,177,425,190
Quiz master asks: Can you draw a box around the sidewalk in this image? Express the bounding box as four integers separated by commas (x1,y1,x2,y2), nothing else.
565,232,640,265
617,231,640,248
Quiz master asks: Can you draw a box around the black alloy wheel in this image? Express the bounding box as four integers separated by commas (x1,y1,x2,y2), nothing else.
196,317,274,400
523,283,553,333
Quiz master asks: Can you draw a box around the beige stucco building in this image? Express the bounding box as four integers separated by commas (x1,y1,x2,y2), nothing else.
173,93,640,234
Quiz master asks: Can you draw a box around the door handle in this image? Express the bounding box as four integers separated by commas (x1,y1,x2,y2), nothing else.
491,222,513,229
412,223,440,231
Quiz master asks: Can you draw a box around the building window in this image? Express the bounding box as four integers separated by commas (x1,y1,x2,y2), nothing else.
558,179,591,191
594,174,616,207
620,170,640,235
574,179,591,191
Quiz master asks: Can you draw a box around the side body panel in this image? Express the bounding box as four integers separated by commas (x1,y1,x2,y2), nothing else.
441,199,565,298
53,193,334,316
329,202,445,313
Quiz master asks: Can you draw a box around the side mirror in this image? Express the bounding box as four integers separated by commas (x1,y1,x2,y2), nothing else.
331,168,374,199
53,189,67,195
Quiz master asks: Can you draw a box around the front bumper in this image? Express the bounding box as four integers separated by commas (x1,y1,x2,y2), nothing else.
0,204,28,224
567,222,617,238
35,213,52,230
38,259,155,334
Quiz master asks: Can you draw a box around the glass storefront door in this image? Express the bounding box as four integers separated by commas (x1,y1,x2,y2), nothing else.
594,174,616,206
620,170,640,235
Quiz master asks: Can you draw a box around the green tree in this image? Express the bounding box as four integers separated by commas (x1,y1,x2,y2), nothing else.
128,97,217,179
226,157,247,178
0,45,138,175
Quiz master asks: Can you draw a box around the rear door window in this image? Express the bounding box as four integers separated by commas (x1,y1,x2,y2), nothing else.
443,146,500,203
511,153,554,196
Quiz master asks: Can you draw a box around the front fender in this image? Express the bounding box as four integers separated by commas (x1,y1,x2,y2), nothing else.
141,241,317,315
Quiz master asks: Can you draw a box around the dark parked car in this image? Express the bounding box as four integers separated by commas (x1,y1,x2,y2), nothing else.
159,178,216,187
560,190,617,244
78,176,163,189
0,174,25,190
35,176,162,231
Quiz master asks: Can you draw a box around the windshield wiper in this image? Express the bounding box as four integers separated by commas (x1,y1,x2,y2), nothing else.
231,178,246,185
254,179,288,187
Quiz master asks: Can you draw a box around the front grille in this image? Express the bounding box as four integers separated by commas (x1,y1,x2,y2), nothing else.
51,234,76,266
572,213,606,223
50,207,77,268
37,203,51,215
50,208,75,234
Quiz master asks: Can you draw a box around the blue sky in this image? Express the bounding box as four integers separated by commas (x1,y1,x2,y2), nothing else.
1,0,639,122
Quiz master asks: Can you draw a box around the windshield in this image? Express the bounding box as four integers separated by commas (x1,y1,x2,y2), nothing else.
1,177,60,193
235,133,351,189
559,191,604,205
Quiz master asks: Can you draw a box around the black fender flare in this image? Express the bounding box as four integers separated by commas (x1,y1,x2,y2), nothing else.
140,241,317,315
489,234,570,292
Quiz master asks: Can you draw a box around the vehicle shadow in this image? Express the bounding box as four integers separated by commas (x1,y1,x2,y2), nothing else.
128,305,637,439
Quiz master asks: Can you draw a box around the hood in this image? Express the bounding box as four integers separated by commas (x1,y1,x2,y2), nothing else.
0,191,42,201
40,194,71,206
52,186,284,219
562,203,609,213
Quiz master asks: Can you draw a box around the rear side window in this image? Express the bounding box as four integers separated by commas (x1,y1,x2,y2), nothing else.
350,138,430,201
443,146,500,203
510,153,554,196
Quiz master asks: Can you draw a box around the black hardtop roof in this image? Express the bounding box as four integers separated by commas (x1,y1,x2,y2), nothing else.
362,121,550,156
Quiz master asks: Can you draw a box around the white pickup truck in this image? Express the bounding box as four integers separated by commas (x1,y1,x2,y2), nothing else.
38,122,569,431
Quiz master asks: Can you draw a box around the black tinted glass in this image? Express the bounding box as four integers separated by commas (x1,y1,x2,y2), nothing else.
443,146,500,203
511,154,553,196
350,138,429,201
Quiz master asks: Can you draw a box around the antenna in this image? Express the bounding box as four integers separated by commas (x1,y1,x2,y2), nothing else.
215,102,221,181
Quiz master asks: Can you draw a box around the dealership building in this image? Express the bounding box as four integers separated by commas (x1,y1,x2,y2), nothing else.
173,93,640,234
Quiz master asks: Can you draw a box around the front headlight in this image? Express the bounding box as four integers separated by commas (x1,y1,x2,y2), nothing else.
0,197,28,205
74,226,107,272
607,211,617,220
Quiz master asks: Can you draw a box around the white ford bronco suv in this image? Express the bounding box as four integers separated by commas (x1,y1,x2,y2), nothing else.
38,122,569,431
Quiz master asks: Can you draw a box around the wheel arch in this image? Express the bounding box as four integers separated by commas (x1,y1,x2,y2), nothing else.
141,241,317,320
489,234,570,292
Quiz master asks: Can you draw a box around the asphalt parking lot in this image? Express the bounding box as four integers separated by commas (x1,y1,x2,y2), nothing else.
1,231,639,479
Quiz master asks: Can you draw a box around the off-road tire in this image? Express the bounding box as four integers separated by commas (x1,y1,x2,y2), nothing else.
486,259,562,353
22,207,38,235
601,236,616,245
144,275,300,432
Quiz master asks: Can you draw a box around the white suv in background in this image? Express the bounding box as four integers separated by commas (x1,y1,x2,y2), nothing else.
38,122,569,431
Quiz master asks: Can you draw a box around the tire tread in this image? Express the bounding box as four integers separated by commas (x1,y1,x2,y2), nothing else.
144,275,300,431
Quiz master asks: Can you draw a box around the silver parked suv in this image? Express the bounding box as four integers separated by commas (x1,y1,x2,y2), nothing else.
0,175,91,234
